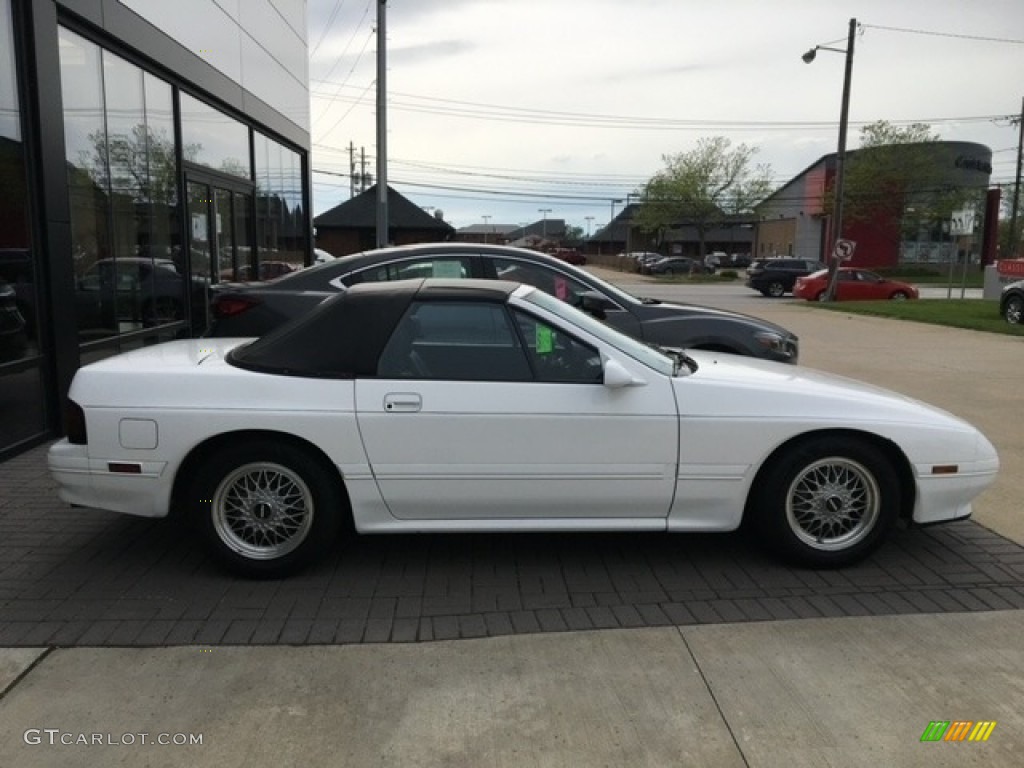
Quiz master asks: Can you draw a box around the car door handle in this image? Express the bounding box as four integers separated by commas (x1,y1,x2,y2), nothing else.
383,393,422,413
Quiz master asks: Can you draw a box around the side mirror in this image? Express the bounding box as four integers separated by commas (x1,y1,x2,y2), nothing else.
603,357,645,389
579,290,613,320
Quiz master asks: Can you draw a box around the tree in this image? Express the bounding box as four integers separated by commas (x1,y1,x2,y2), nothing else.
634,137,774,257
82,125,201,204
832,120,978,237
563,224,584,242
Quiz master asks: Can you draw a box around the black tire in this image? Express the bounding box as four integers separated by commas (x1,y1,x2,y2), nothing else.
890,291,909,301
815,290,828,302
767,281,786,298
1004,295,1023,324
185,439,344,577
750,436,900,568
663,266,675,276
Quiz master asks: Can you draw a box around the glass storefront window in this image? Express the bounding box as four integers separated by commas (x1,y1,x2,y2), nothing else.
254,131,306,271
60,27,115,341
1,0,47,451
60,28,185,342
180,92,251,180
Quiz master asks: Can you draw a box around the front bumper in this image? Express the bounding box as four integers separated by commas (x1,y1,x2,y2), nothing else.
911,442,1000,526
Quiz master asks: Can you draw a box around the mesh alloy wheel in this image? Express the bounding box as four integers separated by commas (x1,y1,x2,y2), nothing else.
784,456,881,552
212,461,315,560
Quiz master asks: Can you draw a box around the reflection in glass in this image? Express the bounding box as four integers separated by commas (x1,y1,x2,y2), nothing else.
60,28,185,342
0,364,47,449
180,92,251,179
59,28,115,341
254,131,306,272
1,0,38,364
234,192,253,279
0,0,47,449
187,181,212,333
215,187,233,280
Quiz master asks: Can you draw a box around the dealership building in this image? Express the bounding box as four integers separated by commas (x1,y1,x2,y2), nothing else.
754,141,995,268
1,0,311,458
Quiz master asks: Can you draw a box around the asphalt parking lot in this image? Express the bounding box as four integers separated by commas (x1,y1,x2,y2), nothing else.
1,278,1022,648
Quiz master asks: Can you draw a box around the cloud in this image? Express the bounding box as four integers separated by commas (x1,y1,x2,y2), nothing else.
391,39,476,65
599,63,704,83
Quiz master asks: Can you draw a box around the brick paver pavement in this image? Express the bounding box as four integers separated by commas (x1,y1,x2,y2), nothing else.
3,443,1024,646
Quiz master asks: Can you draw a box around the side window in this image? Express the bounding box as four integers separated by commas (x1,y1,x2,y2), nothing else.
377,301,531,381
358,256,472,284
512,309,602,384
491,258,592,305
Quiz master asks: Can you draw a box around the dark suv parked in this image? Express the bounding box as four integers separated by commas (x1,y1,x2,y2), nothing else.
746,258,827,297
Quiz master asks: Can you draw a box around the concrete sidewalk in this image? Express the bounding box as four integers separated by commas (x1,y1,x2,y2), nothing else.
3,611,1022,767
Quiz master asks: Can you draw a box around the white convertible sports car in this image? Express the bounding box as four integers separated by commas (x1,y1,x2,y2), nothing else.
49,278,999,577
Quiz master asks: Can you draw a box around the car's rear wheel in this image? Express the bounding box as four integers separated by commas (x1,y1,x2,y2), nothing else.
767,281,786,297
186,440,344,577
1004,295,1023,324
751,436,899,568
890,291,909,301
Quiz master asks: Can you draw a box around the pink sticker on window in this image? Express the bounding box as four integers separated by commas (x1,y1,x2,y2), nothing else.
555,278,568,301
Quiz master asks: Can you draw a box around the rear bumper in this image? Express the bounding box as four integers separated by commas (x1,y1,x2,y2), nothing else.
47,439,171,518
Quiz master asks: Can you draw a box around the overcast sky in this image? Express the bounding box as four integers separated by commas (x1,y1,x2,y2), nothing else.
307,0,1024,234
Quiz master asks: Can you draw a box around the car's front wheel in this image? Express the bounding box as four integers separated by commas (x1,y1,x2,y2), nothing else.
767,281,786,298
1004,295,1023,324
750,436,899,568
186,440,344,577
890,291,909,301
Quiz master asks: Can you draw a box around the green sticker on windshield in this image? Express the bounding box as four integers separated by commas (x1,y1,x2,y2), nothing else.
536,325,554,354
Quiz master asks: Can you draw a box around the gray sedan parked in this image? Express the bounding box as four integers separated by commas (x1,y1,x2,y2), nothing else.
209,244,800,363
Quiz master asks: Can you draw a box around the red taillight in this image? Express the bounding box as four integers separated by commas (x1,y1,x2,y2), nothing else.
212,295,262,318
65,399,87,445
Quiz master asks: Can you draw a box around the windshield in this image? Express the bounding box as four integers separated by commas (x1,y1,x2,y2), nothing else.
516,286,675,376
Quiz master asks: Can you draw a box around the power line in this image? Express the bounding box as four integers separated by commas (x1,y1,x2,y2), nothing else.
862,24,1024,46
310,1,374,129
309,82,1008,132
310,0,346,57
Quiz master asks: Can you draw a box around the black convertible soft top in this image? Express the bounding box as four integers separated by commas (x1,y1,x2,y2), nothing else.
228,278,519,378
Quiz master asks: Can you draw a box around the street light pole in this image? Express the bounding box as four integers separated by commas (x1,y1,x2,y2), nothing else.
538,208,552,241
804,17,857,301
375,0,388,248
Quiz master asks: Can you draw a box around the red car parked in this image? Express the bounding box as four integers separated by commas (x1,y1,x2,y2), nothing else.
549,248,587,266
794,268,919,302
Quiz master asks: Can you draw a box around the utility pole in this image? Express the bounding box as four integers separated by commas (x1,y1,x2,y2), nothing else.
360,147,368,192
826,18,857,301
375,0,388,247
349,141,356,198
1007,96,1023,259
